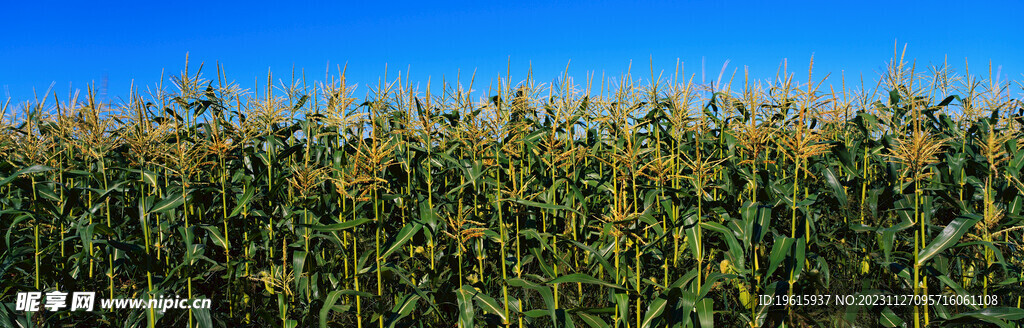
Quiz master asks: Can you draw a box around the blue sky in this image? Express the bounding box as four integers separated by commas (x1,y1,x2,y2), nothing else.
2,0,1022,105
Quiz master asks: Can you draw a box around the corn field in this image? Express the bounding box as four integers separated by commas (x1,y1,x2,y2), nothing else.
1,55,1023,328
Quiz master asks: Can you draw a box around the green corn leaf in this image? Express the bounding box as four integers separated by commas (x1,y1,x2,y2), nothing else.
309,218,371,232
293,251,307,292
335,289,376,298
766,237,795,279
504,197,582,216
523,309,548,318
193,306,213,328
546,273,624,291
568,240,617,280
319,291,343,328
576,311,610,328
792,237,806,280
380,222,421,259
917,214,981,266
200,226,228,250
555,309,576,328
471,290,505,322
228,186,255,217
148,193,185,215
0,165,53,188
508,278,556,324
879,306,903,327
822,166,848,208
695,299,713,328
701,221,745,270
829,142,857,174
935,275,971,300
386,294,420,328
943,307,1024,327
456,285,475,328
639,295,668,328
613,291,629,327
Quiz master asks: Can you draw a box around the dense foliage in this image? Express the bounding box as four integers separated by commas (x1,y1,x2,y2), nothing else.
1,56,1022,327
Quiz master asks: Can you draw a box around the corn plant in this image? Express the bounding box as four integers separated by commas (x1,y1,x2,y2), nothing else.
0,53,1022,328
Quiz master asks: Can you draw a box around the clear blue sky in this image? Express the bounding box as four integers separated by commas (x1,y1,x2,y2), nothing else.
2,0,1022,105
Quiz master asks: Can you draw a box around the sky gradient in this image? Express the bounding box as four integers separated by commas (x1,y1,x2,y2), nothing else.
2,0,1022,105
